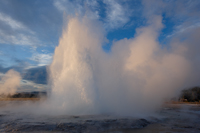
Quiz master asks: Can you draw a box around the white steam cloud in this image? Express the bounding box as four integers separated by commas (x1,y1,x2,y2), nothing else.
46,15,200,116
0,69,21,95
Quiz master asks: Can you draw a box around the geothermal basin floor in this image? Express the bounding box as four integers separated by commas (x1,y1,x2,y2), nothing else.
0,100,200,133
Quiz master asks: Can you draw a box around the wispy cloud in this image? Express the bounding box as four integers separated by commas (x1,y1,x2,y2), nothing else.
30,53,53,67
20,79,47,92
53,0,100,19
167,22,200,38
103,0,131,30
0,30,39,45
0,12,39,46
0,12,33,32
53,0,133,30
142,0,200,40
54,0,83,15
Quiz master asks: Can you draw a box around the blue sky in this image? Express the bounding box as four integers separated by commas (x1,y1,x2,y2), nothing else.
0,0,200,75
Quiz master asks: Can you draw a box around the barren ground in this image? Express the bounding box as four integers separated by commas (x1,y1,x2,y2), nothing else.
0,100,199,133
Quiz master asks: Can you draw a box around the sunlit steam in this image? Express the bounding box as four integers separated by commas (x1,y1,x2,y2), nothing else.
0,69,21,95
47,15,200,116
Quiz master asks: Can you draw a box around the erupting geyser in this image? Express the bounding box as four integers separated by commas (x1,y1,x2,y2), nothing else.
47,15,200,116
48,17,103,114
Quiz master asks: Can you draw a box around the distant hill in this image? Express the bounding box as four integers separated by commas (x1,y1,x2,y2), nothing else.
0,91,47,99
22,66,47,84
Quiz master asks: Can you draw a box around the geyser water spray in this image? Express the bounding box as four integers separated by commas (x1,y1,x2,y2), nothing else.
46,15,199,116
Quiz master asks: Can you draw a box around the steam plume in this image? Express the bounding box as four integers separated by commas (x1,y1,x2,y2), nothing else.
0,69,21,95
47,15,200,116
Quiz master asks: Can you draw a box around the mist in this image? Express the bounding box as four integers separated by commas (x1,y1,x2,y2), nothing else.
45,15,200,116
0,69,21,95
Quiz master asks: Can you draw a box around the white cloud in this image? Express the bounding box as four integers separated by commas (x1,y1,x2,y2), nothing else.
19,79,47,92
85,0,100,19
0,12,33,33
103,0,131,30
54,0,100,20
0,12,39,46
30,53,53,66
142,0,200,40
54,0,69,12
54,0,82,15
166,22,200,38
53,0,132,30
0,30,39,45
